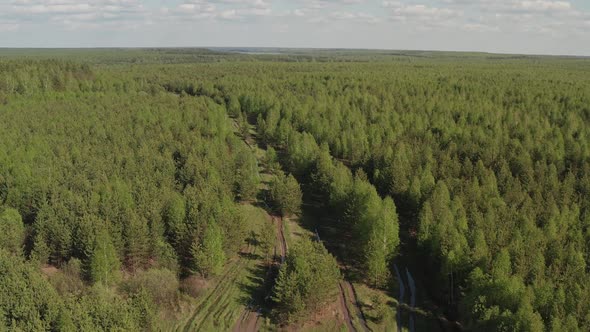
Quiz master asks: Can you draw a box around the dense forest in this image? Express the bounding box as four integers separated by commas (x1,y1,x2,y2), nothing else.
0,49,589,331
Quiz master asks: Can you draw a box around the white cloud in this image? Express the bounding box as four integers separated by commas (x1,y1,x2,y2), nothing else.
0,0,589,54
383,2,461,23
330,11,380,23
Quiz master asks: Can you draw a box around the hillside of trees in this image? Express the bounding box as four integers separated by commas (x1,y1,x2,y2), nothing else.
0,50,589,331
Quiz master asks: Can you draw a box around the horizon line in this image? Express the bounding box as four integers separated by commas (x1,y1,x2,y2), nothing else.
0,46,589,58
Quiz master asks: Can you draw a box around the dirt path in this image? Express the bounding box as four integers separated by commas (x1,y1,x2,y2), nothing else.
342,280,370,332
275,216,288,262
232,216,287,332
338,282,356,332
232,307,261,332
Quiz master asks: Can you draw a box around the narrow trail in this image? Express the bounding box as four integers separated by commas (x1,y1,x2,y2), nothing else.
342,280,370,332
231,118,289,332
232,307,261,332
275,216,288,262
318,225,370,332
339,282,356,332
232,216,287,332
232,115,367,332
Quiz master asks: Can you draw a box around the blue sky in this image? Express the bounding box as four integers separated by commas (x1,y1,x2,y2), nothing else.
0,0,589,55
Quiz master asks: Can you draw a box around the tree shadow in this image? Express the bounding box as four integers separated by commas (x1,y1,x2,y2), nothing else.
297,196,366,283
236,262,280,322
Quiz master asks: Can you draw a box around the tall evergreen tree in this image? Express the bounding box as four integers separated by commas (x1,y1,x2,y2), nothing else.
89,229,120,285
191,222,225,278
0,207,24,255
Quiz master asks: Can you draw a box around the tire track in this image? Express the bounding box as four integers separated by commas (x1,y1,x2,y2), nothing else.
339,282,356,332
232,215,286,332
342,280,370,332
233,309,261,332
177,243,253,332
275,216,287,262
190,244,256,332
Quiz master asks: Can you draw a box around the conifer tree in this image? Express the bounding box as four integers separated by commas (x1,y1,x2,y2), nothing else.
270,173,302,217
89,229,120,285
191,222,225,278
0,207,24,255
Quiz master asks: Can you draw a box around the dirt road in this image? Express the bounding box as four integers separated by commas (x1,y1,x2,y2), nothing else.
232,216,287,332
275,216,288,262
341,280,370,332
338,282,356,332
232,307,261,332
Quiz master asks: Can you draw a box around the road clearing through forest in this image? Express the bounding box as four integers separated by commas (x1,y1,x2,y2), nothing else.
232,215,286,332
343,280,370,332
338,281,357,332
231,118,290,332
275,216,288,262
233,114,367,331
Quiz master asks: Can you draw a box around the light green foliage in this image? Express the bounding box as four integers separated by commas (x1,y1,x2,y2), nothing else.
272,238,341,323
264,146,281,174
270,172,303,217
0,250,62,330
123,268,179,306
220,59,590,330
260,218,277,262
365,197,399,286
234,148,260,201
191,222,225,278
89,229,120,285
0,51,589,331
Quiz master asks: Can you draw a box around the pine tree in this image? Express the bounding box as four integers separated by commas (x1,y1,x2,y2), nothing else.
270,173,302,217
365,196,399,286
235,149,260,201
191,222,225,278
124,213,150,271
0,207,24,255
89,229,120,285
272,238,341,322
162,192,186,250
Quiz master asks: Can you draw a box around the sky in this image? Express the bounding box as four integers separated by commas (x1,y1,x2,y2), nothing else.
0,0,589,55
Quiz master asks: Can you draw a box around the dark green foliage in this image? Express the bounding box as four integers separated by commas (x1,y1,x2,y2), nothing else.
0,250,62,330
0,208,24,255
163,192,186,250
272,238,341,323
